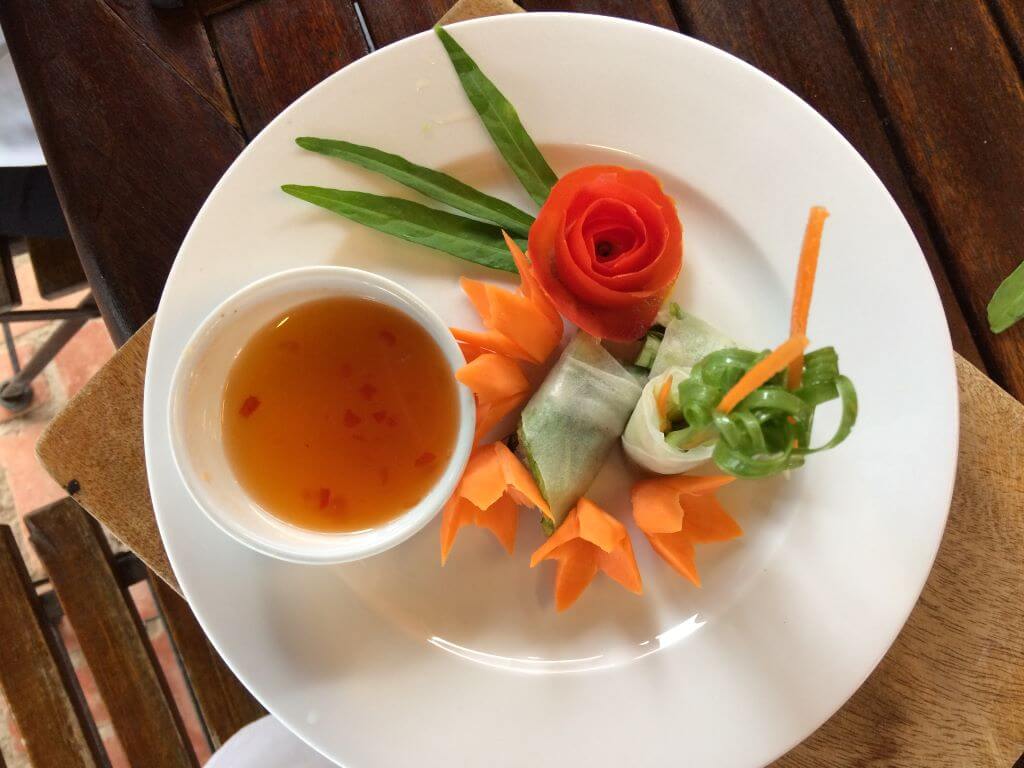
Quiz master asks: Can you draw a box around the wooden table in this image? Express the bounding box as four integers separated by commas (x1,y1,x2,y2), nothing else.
1,1,1023,765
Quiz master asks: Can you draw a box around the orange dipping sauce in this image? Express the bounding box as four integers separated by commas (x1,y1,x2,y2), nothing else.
221,296,459,532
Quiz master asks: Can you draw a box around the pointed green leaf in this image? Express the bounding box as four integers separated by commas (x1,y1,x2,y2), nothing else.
988,258,1024,333
282,185,520,273
435,25,557,206
296,137,534,238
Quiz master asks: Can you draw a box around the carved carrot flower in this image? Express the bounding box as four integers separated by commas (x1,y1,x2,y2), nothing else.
456,352,531,443
530,498,642,611
451,233,562,364
631,475,741,586
441,442,549,564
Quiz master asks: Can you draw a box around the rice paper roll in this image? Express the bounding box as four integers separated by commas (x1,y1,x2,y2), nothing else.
623,366,715,474
623,313,733,474
517,333,643,527
650,312,734,377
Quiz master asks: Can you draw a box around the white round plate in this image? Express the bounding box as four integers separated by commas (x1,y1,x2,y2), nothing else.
144,14,957,768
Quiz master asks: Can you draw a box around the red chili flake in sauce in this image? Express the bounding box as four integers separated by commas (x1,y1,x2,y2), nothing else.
372,410,387,423
379,329,397,346
239,396,261,417
318,488,331,509
359,383,378,400
343,409,362,427
386,416,398,428
415,452,436,467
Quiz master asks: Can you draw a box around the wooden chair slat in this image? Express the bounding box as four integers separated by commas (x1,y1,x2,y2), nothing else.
0,238,20,313
27,499,198,768
0,525,104,768
25,237,87,300
150,574,265,749
0,0,245,341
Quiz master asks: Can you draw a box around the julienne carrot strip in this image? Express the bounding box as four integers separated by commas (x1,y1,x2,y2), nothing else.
787,206,829,389
655,375,673,432
717,334,809,414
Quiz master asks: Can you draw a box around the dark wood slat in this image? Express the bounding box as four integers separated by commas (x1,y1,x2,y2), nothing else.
209,0,370,137
150,574,266,749
27,499,199,768
0,238,18,313
519,0,678,28
990,0,1024,73
0,2,245,342
196,0,251,17
837,1,1024,399
670,0,985,369
97,0,237,127
357,0,450,44
0,525,105,768
27,237,88,300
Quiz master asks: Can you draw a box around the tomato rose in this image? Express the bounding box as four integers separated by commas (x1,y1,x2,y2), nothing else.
527,165,683,341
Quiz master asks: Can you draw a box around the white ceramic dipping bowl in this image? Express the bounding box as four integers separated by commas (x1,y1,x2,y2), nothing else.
168,266,475,564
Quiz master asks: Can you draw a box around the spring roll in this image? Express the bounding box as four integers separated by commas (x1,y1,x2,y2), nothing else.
622,313,733,474
649,311,735,377
517,333,643,528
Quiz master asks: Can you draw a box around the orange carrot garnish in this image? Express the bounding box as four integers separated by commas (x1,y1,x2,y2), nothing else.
787,206,829,389
655,375,673,432
456,352,530,443
456,353,529,403
631,475,741,587
717,334,809,414
530,499,642,611
450,236,563,365
440,443,548,564
502,232,560,326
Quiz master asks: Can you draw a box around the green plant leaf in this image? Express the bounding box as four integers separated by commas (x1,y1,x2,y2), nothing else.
988,259,1024,333
435,25,557,206
296,137,535,238
282,185,521,273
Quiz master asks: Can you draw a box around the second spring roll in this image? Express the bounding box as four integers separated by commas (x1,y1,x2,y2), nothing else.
517,333,643,529
623,312,733,474
649,311,735,377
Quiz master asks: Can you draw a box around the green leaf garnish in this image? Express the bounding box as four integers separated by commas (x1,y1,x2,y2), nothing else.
282,185,522,272
663,346,857,478
987,259,1024,333
435,26,557,206
295,137,534,238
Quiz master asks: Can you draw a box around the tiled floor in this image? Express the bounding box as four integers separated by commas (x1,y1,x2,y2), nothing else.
0,251,212,766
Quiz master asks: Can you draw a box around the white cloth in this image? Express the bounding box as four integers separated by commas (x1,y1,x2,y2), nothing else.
0,30,46,167
206,716,338,767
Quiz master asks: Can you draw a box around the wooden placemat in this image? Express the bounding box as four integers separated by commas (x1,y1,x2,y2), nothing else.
34,0,1024,763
